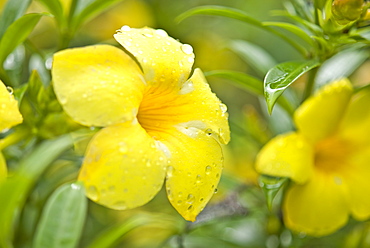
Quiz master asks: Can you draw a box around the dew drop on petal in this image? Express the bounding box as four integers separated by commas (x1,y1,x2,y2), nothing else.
87,185,99,201
219,103,227,115
6,86,13,95
112,201,127,210
155,29,168,37
121,25,131,31
181,44,193,55
118,141,128,154
196,174,202,184
205,165,212,175
187,194,195,204
179,80,194,95
143,32,153,38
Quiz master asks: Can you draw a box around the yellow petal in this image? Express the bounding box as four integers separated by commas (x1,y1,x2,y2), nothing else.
114,27,194,87
283,169,349,236
255,132,314,184
78,121,167,210
338,86,370,146
138,68,230,144
0,152,7,181
0,81,22,131
162,130,224,221
344,146,370,220
294,79,353,144
52,45,145,127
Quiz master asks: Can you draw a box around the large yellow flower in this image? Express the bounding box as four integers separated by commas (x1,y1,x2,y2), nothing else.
0,80,23,179
256,79,370,236
51,26,230,221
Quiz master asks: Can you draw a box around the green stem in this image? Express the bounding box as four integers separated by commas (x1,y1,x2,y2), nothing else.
0,128,28,150
302,66,318,102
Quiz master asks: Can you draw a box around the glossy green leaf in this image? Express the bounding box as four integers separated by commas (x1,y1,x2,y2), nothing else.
264,59,320,114
86,217,150,248
37,0,65,27
0,135,74,247
177,6,308,56
0,0,32,38
229,40,277,76
0,13,48,67
33,182,87,248
259,175,288,210
315,49,369,89
205,70,295,116
263,21,314,47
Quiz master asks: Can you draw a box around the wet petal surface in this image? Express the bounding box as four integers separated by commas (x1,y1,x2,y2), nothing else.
114,26,194,90
78,121,168,210
52,45,145,127
162,130,223,221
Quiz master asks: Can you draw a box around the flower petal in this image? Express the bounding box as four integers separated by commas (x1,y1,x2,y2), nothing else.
283,169,349,237
138,68,230,144
52,45,145,127
163,130,224,221
294,79,353,144
78,121,167,210
0,81,22,131
339,86,370,146
114,26,194,87
344,146,370,220
255,132,314,184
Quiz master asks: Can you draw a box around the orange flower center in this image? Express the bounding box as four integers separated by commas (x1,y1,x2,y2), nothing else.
314,135,353,173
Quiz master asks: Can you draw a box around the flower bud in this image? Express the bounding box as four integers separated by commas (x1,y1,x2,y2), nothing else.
332,0,364,24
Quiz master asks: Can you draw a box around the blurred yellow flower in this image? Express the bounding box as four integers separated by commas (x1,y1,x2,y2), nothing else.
0,80,23,180
0,81,22,132
256,79,370,236
52,26,230,221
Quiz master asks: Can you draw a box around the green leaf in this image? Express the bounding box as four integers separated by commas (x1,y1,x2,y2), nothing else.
37,0,65,27
0,135,74,247
315,49,370,89
177,6,308,56
263,21,314,47
86,217,150,248
33,182,87,248
0,13,48,67
229,40,277,76
264,59,320,114
205,70,295,116
259,175,288,210
0,0,32,38
70,0,122,32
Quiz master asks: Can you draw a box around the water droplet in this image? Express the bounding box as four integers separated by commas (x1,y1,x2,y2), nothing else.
143,32,153,38
214,188,218,194
146,159,152,167
118,142,128,154
155,29,168,37
205,165,212,175
219,103,227,115
187,57,194,63
87,185,99,201
187,205,194,211
112,201,127,210
181,44,193,54
205,128,212,136
6,86,13,95
196,174,202,184
121,25,131,31
199,197,204,202
187,194,195,204
167,166,174,177
179,80,194,95
177,200,182,205
59,95,67,104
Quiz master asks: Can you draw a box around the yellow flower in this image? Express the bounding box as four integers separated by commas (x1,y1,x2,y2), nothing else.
256,79,370,236
51,26,230,221
0,80,23,180
0,81,22,132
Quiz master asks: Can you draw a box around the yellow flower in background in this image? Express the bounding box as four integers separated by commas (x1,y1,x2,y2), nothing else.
52,26,230,221
0,81,22,132
0,80,23,179
256,79,370,236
